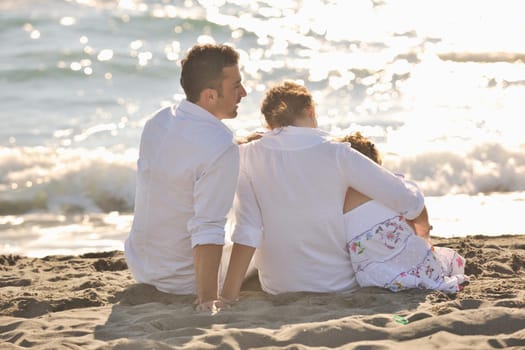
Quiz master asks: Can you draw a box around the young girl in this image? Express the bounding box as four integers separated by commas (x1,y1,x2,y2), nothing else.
339,132,467,293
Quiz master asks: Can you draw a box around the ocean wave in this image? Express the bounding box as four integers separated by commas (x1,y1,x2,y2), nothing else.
0,146,137,215
383,142,525,196
438,51,525,63
1,49,176,82
0,142,524,215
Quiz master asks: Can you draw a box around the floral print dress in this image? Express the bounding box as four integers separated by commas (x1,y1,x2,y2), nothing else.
344,200,466,293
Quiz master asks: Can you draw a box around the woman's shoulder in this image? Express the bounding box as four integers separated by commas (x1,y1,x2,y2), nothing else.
237,137,266,167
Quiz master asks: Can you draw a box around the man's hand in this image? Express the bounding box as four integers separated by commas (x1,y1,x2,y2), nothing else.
193,244,223,306
194,299,221,315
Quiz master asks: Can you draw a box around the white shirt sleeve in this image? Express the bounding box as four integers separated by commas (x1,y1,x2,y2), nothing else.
338,144,425,220
188,144,240,247
230,167,263,248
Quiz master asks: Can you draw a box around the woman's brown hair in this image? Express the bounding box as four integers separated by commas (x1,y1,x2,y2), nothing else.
260,81,313,129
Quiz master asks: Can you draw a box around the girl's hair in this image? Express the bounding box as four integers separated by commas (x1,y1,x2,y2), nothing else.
337,132,382,165
260,81,313,129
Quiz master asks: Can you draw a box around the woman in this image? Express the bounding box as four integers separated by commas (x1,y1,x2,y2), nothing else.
220,81,426,301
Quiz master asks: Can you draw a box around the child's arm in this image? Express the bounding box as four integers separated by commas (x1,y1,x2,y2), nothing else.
408,206,433,244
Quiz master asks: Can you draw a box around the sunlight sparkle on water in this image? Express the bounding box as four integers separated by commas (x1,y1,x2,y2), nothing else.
30,30,40,39
137,51,153,66
97,49,114,62
59,17,76,26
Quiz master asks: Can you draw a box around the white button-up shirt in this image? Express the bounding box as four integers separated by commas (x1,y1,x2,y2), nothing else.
125,100,239,294
231,126,424,294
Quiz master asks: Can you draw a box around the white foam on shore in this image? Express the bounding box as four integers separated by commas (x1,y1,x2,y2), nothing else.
426,192,525,238
1,193,524,257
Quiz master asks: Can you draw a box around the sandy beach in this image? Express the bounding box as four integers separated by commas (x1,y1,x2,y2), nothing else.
0,234,524,349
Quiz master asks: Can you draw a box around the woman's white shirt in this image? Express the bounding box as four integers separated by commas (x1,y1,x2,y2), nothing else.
231,126,424,294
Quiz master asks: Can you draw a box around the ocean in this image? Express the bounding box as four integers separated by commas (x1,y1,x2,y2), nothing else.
1,0,524,257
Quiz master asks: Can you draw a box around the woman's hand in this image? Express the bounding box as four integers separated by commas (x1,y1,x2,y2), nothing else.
218,295,238,309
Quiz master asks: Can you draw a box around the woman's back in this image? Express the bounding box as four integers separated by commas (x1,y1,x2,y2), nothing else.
233,127,357,294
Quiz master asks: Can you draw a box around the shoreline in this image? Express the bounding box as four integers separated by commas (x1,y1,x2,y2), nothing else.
1,234,524,349
3,192,525,259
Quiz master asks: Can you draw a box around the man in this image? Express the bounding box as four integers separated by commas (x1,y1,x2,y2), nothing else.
125,43,247,312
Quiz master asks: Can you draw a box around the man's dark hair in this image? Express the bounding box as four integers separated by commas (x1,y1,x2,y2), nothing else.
180,44,240,103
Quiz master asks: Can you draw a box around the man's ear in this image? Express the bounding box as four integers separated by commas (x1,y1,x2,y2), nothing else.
196,88,218,109
204,88,218,102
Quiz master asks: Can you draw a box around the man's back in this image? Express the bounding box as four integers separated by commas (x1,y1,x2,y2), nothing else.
125,101,239,294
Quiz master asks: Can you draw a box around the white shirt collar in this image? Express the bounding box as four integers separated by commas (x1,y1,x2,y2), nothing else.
173,99,234,136
258,126,331,150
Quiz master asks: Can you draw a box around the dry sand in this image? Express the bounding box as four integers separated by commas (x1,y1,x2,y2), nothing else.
1,234,524,349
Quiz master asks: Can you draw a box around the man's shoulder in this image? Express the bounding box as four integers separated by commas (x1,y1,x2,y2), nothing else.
173,103,234,143
175,117,237,164
144,105,174,126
